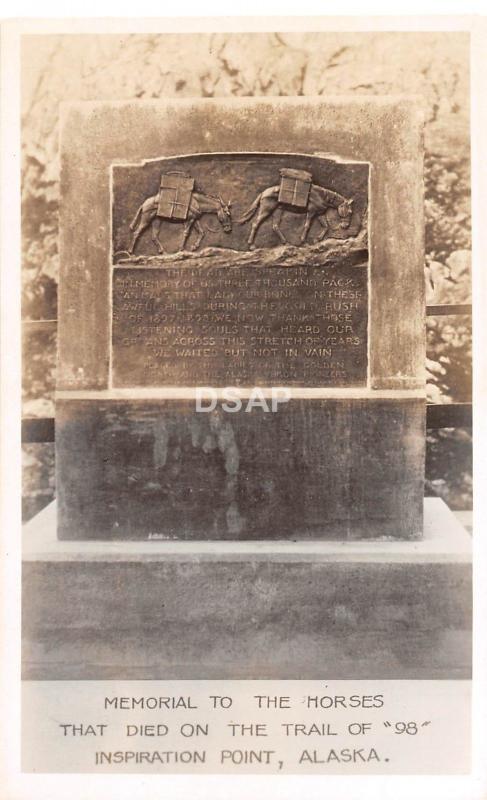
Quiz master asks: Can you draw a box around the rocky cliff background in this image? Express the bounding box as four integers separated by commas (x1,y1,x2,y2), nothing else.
21,31,472,520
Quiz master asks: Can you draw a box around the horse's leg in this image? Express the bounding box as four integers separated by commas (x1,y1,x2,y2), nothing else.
300,211,315,244
129,219,148,254
191,219,205,251
151,218,164,254
315,213,329,242
248,201,275,249
181,218,194,251
271,207,287,245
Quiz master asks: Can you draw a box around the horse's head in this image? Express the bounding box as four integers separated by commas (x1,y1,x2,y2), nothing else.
337,197,354,229
217,196,232,233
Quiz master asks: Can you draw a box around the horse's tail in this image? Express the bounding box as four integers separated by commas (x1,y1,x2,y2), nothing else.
236,193,261,224
129,203,143,231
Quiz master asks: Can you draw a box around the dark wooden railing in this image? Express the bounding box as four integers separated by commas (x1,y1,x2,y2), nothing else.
426,304,472,317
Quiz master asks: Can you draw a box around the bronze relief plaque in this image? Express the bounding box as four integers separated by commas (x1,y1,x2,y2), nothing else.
111,153,369,387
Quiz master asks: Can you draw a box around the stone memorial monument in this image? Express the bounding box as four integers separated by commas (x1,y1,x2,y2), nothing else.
22,98,471,679
56,98,425,542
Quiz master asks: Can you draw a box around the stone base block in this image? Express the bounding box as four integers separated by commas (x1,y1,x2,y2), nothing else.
22,498,471,680
56,395,425,540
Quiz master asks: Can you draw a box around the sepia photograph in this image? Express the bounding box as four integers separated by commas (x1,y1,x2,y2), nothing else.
1,10,485,794
21,27,472,681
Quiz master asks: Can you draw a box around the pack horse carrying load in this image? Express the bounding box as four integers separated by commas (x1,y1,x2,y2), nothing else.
128,170,232,255
237,168,354,249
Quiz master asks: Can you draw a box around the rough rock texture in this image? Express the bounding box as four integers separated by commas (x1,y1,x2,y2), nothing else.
115,229,368,270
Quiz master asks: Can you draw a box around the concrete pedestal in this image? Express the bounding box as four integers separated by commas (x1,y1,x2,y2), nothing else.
22,498,471,680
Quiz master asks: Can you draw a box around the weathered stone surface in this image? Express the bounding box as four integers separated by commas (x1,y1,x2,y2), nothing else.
56,397,424,541
22,499,472,680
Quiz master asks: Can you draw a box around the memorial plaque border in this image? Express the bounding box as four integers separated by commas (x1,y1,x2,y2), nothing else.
107,150,369,388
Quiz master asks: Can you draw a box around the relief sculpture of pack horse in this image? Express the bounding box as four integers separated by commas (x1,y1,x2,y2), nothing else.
128,170,233,255
237,167,354,249
123,160,356,257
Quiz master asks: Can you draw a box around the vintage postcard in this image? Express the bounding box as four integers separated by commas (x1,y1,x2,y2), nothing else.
1,12,486,800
